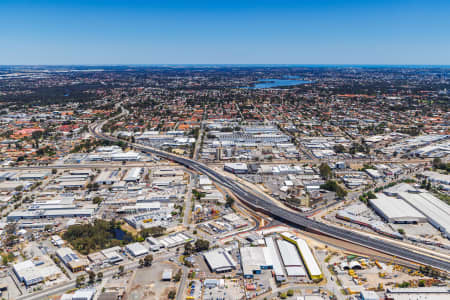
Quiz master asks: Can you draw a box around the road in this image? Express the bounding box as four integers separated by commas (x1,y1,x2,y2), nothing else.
89,107,450,273
17,250,177,300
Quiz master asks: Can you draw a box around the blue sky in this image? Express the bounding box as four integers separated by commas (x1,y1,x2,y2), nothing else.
1,0,450,65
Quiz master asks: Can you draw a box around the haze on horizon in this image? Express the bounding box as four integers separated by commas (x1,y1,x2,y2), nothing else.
1,0,450,65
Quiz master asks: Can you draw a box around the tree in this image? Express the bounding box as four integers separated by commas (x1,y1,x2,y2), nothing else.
287,289,294,297
366,191,376,199
333,144,346,153
144,254,153,266
139,258,144,267
225,195,234,207
194,239,210,252
76,275,85,287
88,270,96,284
97,272,103,281
184,242,194,255
52,168,57,175
173,269,182,282
168,289,176,299
92,196,103,205
398,228,405,235
319,163,332,180
118,265,125,275
433,157,442,168
140,226,166,238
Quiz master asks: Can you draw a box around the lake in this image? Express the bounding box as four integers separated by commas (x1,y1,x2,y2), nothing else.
244,78,313,89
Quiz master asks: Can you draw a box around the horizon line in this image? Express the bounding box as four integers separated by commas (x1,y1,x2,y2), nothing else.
1,64,450,68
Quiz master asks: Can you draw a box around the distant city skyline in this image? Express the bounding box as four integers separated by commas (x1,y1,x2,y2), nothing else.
1,0,450,65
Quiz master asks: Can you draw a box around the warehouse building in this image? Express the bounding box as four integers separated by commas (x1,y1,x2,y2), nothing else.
240,247,273,278
18,171,50,181
95,170,121,185
369,193,427,224
56,247,89,272
224,163,248,174
280,232,322,281
398,191,450,238
124,167,143,182
203,248,237,273
111,151,141,161
7,208,94,222
264,237,286,282
126,243,149,257
385,287,449,300
13,257,63,286
117,202,161,213
159,233,193,248
422,171,450,186
0,180,33,191
276,239,307,278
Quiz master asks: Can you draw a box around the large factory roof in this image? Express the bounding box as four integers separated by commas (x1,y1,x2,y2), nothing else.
370,193,426,223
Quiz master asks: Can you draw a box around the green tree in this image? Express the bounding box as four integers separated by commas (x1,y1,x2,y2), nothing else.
184,242,194,255
319,163,332,180
87,270,96,284
140,226,166,238
225,195,235,207
194,239,210,252
76,275,85,287
144,254,153,266
173,269,182,282
168,289,176,299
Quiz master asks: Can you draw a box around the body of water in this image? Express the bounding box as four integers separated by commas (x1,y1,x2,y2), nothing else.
244,78,313,89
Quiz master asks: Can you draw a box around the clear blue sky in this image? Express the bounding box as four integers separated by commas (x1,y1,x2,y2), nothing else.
1,0,450,65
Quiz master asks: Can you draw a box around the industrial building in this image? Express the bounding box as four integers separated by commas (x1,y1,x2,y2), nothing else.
158,233,193,248
276,239,307,277
95,169,121,185
123,208,174,229
336,209,403,239
385,287,449,300
240,247,273,278
369,193,427,224
264,237,286,282
280,232,322,281
124,167,143,182
203,248,237,273
62,288,96,300
398,191,450,238
224,163,248,174
7,208,94,221
110,151,141,161
13,257,63,286
125,242,149,257
56,247,89,272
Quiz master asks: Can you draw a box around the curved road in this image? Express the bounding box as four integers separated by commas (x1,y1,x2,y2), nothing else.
89,115,450,273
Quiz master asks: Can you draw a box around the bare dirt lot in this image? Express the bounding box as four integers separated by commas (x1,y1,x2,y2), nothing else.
127,262,180,300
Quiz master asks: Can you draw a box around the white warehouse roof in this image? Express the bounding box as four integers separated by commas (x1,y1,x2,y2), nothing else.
203,248,236,272
398,191,450,237
276,239,303,267
126,243,149,257
370,193,427,223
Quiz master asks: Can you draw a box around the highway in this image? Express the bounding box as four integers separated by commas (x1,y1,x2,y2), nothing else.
89,112,450,273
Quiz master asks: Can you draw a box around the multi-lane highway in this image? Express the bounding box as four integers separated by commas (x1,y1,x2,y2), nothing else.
89,115,450,273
